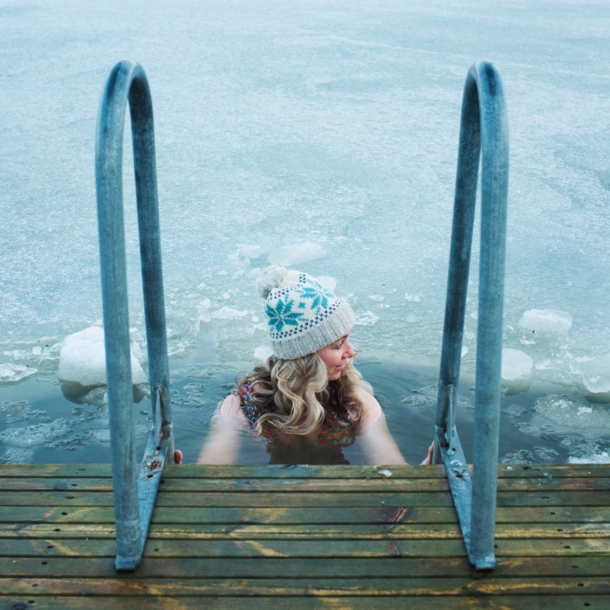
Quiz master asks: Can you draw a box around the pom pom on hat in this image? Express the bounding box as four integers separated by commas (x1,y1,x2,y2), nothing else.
255,265,299,299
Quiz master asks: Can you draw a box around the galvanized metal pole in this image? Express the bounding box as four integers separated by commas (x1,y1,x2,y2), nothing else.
95,60,173,571
433,61,509,570
470,62,509,568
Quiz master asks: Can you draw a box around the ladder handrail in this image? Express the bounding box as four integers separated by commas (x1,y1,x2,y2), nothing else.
95,60,173,572
433,61,509,570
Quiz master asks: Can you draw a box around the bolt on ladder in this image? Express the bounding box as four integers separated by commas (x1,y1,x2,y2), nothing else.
95,59,174,571
432,61,509,570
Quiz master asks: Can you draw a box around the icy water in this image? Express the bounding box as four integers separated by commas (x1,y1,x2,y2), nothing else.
1,0,610,464
2,338,608,465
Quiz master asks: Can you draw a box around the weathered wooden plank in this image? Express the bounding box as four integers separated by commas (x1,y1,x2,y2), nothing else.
4,537,610,558
156,477,610,493
2,575,610,596
3,555,610,579
0,464,112,478
1,505,609,525
158,463,610,480
0,478,111,492
498,464,610,479
3,522,610,541
0,491,452,508
3,475,610,493
1,463,609,479
3,490,610,509
1,596,608,610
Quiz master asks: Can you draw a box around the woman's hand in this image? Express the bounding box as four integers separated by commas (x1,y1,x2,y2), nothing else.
421,442,434,465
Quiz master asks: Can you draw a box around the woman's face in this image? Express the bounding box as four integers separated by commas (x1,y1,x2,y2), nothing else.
316,333,356,381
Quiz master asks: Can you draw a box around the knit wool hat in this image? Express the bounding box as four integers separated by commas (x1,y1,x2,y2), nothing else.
256,266,356,360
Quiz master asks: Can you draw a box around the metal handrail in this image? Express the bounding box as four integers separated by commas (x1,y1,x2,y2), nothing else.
432,61,509,570
95,60,173,571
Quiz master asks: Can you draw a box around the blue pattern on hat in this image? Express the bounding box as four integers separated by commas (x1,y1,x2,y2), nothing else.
265,297,304,332
299,281,335,313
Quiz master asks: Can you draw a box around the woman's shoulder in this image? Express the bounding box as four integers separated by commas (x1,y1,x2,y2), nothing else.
218,392,243,419
218,382,267,425
354,381,383,427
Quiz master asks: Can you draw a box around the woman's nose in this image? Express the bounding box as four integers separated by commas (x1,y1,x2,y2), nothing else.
344,340,355,358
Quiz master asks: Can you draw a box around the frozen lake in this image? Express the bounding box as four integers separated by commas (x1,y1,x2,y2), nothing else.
1,0,609,464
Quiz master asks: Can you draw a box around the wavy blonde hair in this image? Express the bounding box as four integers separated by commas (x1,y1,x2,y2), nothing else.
239,353,364,437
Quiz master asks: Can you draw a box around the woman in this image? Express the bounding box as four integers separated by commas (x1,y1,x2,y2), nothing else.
194,266,433,465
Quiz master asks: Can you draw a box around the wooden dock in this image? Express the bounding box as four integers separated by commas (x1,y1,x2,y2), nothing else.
1,463,609,609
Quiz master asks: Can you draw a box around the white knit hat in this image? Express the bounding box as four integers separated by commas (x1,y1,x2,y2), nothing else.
256,266,356,360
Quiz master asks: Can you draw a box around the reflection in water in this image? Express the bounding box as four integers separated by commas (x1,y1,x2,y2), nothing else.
60,381,148,406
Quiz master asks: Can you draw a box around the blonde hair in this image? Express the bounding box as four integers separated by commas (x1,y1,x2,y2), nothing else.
239,353,364,437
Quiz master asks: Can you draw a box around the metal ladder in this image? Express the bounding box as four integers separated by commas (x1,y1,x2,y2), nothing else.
95,60,174,571
94,59,507,572
432,61,509,570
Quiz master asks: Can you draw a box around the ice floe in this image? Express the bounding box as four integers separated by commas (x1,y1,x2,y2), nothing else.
355,311,379,326
58,327,147,387
578,354,610,403
501,348,533,394
518,309,572,336
267,242,326,266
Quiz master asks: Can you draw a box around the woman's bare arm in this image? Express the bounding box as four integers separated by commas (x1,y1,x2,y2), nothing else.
356,386,433,465
356,388,407,464
197,394,247,464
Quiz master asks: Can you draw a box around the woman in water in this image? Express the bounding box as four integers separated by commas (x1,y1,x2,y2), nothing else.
190,266,433,465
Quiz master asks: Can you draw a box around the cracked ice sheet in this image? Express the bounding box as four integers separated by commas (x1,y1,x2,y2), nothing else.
0,0,609,390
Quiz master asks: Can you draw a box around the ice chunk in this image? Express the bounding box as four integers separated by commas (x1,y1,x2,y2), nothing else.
173,383,206,408
568,452,610,464
58,327,147,387
267,242,326,266
501,449,535,464
197,299,212,324
211,307,249,320
45,434,90,450
254,345,274,362
0,448,34,464
534,446,560,461
238,245,263,259
534,394,610,431
88,428,111,443
578,354,610,403
502,404,527,419
518,309,572,335
404,294,421,302
0,419,72,447
501,348,533,394
0,363,37,385
316,276,336,292
1,400,48,424
355,311,379,326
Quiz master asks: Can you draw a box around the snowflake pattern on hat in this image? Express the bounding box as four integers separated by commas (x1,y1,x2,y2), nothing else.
265,297,303,332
